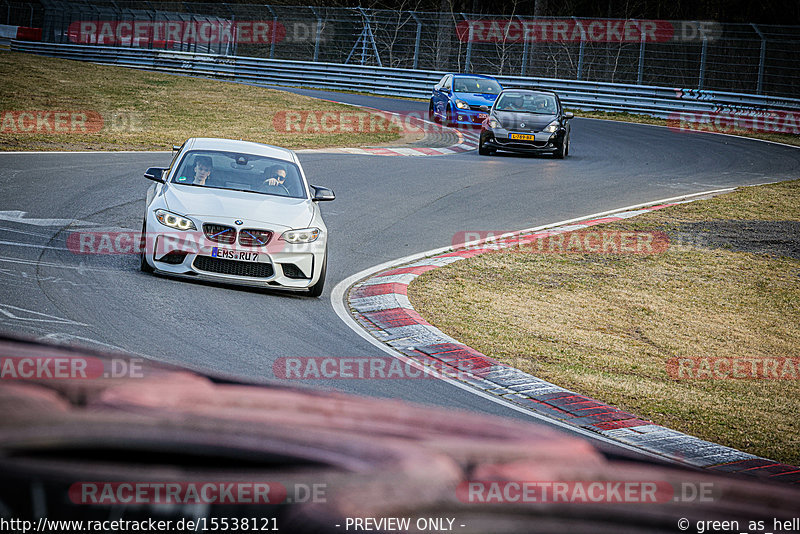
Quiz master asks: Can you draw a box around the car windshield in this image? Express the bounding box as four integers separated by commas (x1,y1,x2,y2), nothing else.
495,93,558,113
171,150,306,199
453,77,502,94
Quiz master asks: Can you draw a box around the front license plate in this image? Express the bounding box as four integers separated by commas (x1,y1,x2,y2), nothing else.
510,133,536,141
212,247,261,262
477,113,488,119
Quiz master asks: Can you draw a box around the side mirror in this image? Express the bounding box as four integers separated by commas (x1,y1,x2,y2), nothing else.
144,167,167,182
564,111,574,120
311,185,335,202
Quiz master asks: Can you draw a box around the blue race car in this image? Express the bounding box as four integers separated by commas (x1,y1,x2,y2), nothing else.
429,73,503,127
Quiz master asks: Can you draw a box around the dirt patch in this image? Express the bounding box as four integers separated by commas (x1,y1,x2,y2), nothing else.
670,220,800,259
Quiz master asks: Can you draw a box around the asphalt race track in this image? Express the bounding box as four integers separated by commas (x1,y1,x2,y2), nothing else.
2,89,800,462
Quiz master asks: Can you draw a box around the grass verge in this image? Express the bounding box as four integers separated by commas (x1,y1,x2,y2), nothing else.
0,51,400,151
408,179,800,465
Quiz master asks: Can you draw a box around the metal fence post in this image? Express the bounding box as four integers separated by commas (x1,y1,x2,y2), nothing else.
109,1,119,45
573,17,585,80
409,10,421,70
147,9,154,50
637,21,646,85
751,23,766,95
698,35,707,89
359,10,367,65
126,8,137,49
265,4,277,59
368,10,382,66
90,4,101,45
461,13,472,73
192,14,199,53
309,6,321,62
519,15,529,76
358,8,367,65
143,0,155,50
222,4,238,56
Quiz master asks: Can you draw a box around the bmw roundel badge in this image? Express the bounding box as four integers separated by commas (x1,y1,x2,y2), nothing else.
235,220,243,225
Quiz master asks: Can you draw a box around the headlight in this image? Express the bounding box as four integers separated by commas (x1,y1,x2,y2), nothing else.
455,100,469,110
489,118,501,129
155,209,195,230
281,227,320,243
544,120,560,133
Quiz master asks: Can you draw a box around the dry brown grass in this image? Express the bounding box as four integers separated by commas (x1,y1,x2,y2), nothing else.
0,51,399,151
408,179,800,464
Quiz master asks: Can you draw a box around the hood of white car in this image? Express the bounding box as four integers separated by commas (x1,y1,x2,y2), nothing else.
164,184,314,229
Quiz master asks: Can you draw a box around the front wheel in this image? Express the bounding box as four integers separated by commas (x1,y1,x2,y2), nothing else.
555,134,568,159
444,107,453,127
429,100,437,122
478,138,492,156
139,218,154,273
307,249,327,297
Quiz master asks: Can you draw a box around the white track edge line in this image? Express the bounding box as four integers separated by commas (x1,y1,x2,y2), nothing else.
330,269,668,461
329,187,759,460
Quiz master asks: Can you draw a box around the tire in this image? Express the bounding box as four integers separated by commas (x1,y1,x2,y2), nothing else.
444,107,453,127
429,100,437,122
478,138,491,156
555,134,568,159
307,249,327,297
139,218,154,273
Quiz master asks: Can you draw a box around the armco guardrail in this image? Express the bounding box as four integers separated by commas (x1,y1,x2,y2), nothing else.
11,40,800,118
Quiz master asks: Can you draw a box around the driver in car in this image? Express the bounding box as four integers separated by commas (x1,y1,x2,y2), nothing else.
534,97,553,112
504,95,526,111
263,165,287,187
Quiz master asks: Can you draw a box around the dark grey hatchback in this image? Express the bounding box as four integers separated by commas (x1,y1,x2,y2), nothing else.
478,88,573,158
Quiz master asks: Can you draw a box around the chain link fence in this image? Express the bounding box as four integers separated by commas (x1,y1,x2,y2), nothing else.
19,1,800,99
0,1,42,28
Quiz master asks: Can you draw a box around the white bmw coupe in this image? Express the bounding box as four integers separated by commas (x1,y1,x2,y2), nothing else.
140,138,334,297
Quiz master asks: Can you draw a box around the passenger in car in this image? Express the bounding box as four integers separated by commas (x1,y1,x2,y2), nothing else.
176,155,216,186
